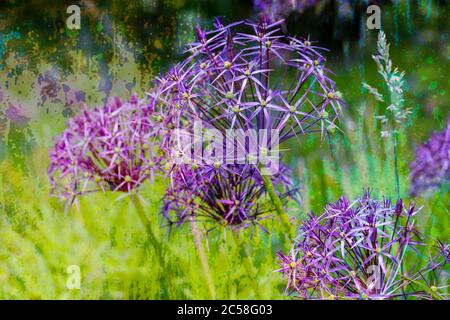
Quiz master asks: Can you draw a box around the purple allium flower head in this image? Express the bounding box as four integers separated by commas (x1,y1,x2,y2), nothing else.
277,190,449,300
48,95,163,202
153,18,344,146
163,162,299,231
5,103,30,126
409,121,450,196
254,0,319,20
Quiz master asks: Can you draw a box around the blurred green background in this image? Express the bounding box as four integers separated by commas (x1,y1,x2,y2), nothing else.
0,0,448,299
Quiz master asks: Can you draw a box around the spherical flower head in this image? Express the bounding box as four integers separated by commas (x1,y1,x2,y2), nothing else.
5,103,30,126
163,162,299,231
253,0,320,20
409,120,450,196
159,18,343,149
48,95,162,202
277,190,448,300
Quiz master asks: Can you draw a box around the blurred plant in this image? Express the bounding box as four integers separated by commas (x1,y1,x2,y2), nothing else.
37,69,62,108
4,103,30,126
363,31,411,199
253,0,320,20
62,84,86,113
35,68,87,116
409,120,450,197
277,190,449,299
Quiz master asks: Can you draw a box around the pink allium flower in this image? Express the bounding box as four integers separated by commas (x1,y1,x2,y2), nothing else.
254,0,319,20
5,103,30,126
48,95,163,202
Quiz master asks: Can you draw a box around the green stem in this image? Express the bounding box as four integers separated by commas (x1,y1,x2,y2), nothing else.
393,132,400,200
131,195,174,297
132,195,165,259
327,132,342,194
260,172,295,238
190,218,216,299
231,230,261,299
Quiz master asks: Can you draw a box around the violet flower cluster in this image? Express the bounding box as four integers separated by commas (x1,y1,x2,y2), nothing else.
254,0,319,20
409,121,450,196
48,95,163,202
163,163,299,231
151,17,344,148
150,18,341,230
277,191,449,300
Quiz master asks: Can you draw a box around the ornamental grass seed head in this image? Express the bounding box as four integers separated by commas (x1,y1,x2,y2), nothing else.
363,31,411,138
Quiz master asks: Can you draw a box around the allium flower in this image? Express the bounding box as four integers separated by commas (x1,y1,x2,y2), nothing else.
254,0,319,20
163,162,299,231
363,31,411,138
409,121,450,196
153,18,344,148
277,190,449,300
48,95,163,203
5,103,30,126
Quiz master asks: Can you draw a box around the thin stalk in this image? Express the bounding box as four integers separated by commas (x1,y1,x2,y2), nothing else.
131,194,174,298
131,194,165,261
393,132,400,200
131,194,189,265
260,172,295,238
231,230,261,299
74,205,85,226
327,132,342,195
190,218,217,299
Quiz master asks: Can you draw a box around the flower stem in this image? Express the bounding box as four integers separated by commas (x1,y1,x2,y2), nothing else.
232,230,261,299
327,131,342,194
260,172,294,238
190,218,216,299
131,194,177,297
393,132,400,200
131,194,165,261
